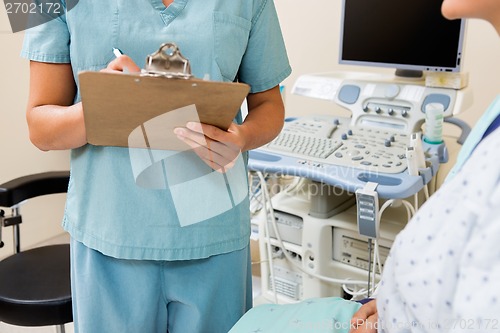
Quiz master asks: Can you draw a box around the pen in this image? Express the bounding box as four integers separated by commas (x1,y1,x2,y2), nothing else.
113,47,124,58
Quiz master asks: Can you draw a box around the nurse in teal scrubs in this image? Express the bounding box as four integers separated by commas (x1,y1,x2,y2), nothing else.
22,1,291,332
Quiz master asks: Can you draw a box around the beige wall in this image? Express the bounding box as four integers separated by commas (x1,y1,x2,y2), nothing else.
1,2,499,253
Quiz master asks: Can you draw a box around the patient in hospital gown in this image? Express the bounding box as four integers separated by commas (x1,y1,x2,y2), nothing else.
376,118,500,332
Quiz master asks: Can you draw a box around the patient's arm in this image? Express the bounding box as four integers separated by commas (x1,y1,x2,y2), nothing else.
349,299,378,333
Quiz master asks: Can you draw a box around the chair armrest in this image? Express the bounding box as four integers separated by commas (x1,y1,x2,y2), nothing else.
0,171,70,207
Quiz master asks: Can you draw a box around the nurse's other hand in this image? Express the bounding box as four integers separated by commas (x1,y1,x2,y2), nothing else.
174,122,244,173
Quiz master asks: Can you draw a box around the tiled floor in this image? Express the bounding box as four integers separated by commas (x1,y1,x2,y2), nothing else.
0,233,264,332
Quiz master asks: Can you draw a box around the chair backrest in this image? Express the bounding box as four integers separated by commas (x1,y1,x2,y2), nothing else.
0,171,70,253
0,171,70,208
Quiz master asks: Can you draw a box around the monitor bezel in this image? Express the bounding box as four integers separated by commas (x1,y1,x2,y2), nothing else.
338,0,467,75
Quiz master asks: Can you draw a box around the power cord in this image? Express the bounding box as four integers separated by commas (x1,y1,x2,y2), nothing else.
256,172,372,291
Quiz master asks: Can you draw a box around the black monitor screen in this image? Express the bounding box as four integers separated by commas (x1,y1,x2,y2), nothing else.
339,0,466,74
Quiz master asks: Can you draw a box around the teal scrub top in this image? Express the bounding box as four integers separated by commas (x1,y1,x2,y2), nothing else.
21,0,291,260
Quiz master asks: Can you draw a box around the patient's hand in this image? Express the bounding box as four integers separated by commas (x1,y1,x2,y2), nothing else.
349,299,378,333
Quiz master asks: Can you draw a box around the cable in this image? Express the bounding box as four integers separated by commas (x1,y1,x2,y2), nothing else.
370,239,383,297
345,197,417,299
252,260,269,265
379,199,395,219
259,172,279,304
248,172,264,215
401,200,416,220
379,198,416,223
367,238,373,297
283,176,306,194
256,172,370,287
413,184,430,212
342,236,384,299
423,184,430,201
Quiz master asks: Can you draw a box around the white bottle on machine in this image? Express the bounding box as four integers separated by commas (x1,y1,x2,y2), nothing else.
424,103,445,144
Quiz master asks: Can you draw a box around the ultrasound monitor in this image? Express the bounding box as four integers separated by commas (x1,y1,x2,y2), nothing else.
339,0,466,78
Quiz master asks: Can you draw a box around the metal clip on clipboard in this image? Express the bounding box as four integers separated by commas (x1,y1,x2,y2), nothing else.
142,43,193,79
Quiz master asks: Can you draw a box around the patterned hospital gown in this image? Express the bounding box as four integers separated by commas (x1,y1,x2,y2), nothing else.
377,127,500,332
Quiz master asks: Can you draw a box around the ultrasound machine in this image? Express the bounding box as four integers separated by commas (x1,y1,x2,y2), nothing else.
248,0,473,304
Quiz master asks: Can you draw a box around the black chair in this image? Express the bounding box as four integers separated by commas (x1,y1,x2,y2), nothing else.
0,171,72,333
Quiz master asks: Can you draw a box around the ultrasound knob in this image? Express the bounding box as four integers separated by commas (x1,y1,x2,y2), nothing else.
401,110,409,118
384,139,392,147
362,105,369,112
388,108,395,116
385,84,400,99
375,106,382,114
341,133,348,140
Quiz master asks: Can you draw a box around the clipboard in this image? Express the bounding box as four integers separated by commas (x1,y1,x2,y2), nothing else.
79,43,250,150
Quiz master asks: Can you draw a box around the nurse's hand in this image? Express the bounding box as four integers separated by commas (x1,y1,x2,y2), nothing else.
349,300,378,333
174,122,245,173
101,55,141,73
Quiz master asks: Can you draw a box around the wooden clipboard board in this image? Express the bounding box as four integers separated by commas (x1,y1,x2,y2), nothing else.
79,71,250,150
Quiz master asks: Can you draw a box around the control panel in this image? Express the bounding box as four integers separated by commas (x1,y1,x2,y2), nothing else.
267,210,303,246
263,116,410,174
292,72,471,133
338,81,456,133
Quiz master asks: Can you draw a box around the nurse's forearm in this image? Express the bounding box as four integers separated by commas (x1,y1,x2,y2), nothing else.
240,86,285,152
27,102,87,151
240,106,284,152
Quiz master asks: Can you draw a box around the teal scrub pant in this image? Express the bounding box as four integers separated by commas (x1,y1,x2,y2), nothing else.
70,238,253,333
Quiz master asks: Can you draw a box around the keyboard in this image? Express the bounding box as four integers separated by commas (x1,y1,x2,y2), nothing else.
267,132,343,159
260,117,410,174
